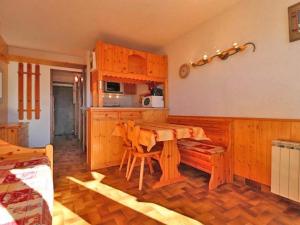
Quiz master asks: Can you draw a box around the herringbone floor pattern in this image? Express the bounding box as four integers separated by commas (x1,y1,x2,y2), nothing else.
53,136,300,225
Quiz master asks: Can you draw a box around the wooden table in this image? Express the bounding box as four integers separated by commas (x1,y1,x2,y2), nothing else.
114,122,209,188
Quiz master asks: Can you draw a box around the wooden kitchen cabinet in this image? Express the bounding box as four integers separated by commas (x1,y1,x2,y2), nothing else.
127,49,147,75
86,108,168,170
95,41,167,82
101,43,114,72
113,46,128,73
147,54,168,79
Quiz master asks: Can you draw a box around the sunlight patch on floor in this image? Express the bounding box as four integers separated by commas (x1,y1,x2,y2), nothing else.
53,200,90,225
67,172,203,225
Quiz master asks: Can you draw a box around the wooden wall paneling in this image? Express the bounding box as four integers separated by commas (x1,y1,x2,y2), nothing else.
34,64,40,119
26,64,32,120
257,121,291,185
233,120,258,181
18,63,24,120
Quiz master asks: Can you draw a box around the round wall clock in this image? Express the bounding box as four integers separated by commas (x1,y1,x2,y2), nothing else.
179,63,190,79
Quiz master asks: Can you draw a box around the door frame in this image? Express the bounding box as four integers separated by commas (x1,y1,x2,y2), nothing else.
52,83,74,137
50,69,85,144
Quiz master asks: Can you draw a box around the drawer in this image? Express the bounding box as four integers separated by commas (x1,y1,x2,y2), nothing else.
119,111,142,120
93,112,119,120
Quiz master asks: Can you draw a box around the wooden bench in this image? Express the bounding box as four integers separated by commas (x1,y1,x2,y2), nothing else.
168,116,233,190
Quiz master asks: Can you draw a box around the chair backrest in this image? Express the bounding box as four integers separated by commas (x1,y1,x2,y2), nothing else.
126,120,135,143
119,122,131,147
131,125,144,153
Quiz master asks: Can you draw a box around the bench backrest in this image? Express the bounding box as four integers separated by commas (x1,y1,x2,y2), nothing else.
167,116,232,149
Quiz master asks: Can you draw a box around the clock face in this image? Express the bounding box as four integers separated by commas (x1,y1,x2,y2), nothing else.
179,63,190,79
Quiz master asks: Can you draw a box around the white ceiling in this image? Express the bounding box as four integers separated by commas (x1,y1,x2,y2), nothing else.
0,0,241,57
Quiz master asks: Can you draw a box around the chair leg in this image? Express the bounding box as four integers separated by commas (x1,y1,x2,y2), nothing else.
126,151,132,178
146,157,154,174
119,148,128,171
139,157,145,191
127,155,137,181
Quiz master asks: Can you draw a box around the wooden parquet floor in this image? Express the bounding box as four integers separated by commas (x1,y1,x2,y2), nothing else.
53,136,300,225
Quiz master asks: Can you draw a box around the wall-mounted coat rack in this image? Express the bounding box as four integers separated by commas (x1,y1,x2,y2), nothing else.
179,42,256,79
191,42,256,67
18,63,41,120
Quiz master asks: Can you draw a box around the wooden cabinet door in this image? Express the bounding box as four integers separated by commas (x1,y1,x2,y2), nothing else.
102,43,114,72
113,46,128,73
147,54,167,79
128,50,147,75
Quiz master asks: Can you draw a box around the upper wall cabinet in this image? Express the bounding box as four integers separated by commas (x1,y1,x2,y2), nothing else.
101,43,114,72
95,41,167,82
128,50,147,75
113,46,128,73
147,53,168,79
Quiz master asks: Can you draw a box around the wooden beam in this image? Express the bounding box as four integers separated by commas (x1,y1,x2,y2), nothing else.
27,64,32,120
8,54,86,70
18,63,24,120
35,64,41,119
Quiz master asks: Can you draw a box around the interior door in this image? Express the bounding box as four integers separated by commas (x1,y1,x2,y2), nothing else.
53,86,75,136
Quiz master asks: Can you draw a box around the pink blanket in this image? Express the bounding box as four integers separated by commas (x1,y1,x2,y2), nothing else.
0,156,53,225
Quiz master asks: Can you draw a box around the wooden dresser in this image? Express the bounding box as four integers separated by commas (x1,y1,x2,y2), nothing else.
0,123,29,146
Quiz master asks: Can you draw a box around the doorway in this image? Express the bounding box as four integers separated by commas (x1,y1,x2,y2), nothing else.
53,85,74,136
50,69,85,146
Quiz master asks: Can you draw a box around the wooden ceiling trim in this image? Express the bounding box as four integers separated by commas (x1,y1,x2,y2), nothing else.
8,54,86,70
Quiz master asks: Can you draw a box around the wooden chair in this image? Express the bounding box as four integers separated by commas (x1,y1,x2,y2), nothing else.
119,122,133,177
127,125,162,190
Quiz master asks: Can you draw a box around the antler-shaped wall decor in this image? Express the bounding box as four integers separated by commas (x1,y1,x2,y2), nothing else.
191,42,256,67
178,42,256,79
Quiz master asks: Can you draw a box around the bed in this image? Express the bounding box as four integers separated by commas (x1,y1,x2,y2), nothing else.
0,139,53,225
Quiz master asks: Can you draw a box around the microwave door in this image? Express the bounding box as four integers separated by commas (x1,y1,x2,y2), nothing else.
106,82,121,93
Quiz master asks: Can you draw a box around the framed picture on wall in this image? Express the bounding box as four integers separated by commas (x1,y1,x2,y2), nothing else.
288,2,300,42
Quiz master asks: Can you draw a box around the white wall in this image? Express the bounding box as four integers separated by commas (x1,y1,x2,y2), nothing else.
8,61,82,147
164,0,300,119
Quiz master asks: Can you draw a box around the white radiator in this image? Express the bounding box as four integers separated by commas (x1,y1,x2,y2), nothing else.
271,140,300,202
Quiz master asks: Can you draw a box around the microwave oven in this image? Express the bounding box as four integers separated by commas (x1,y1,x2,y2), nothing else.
104,82,124,93
142,96,164,108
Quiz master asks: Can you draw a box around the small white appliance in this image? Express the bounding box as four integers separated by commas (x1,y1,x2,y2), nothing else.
142,96,164,108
